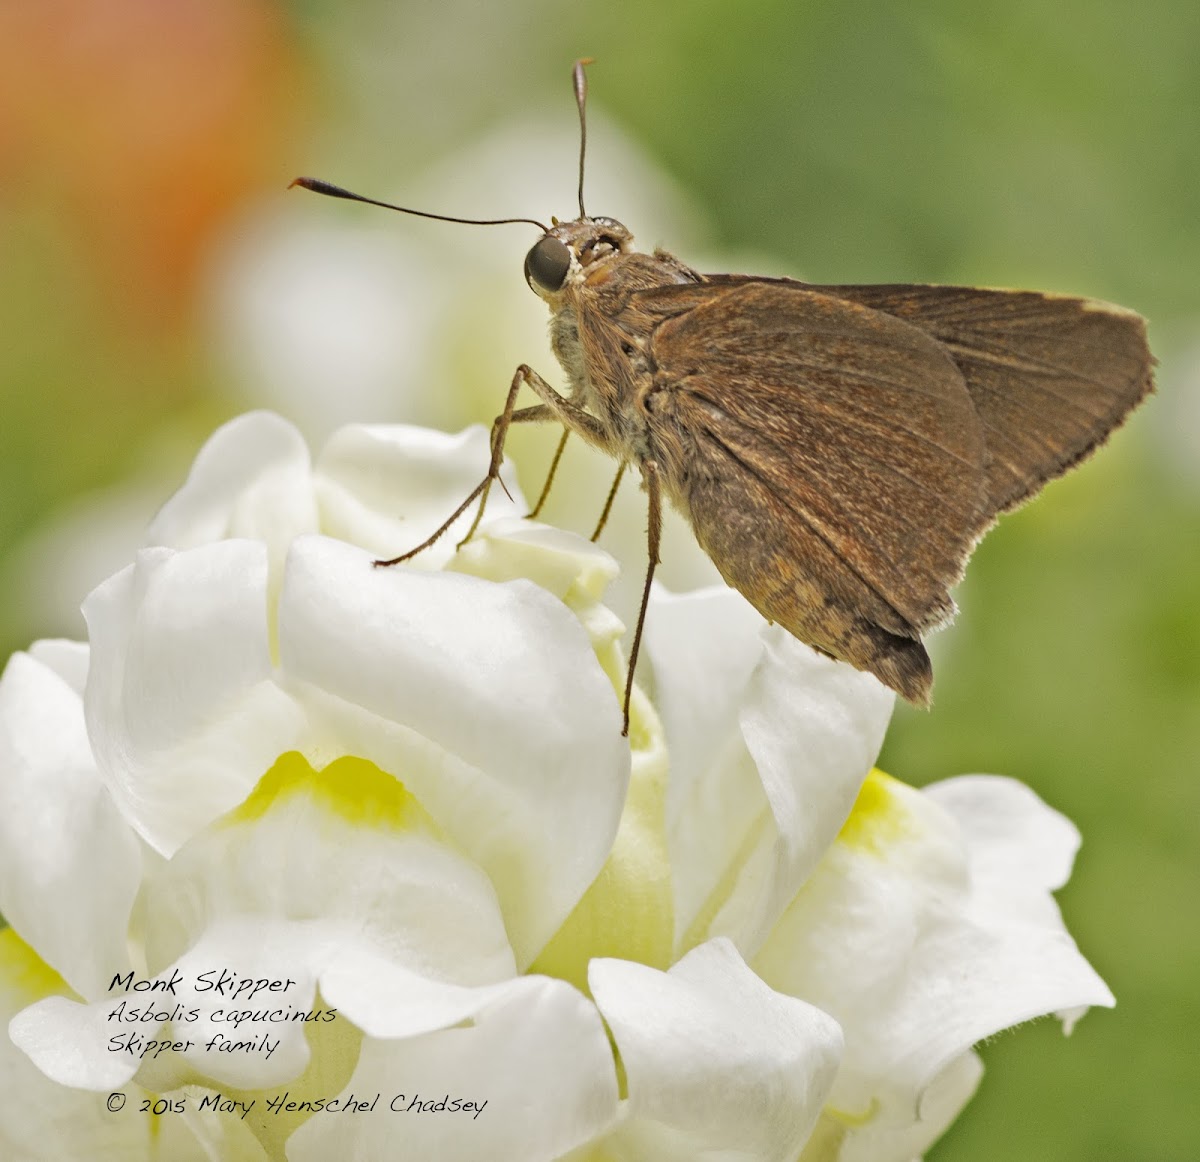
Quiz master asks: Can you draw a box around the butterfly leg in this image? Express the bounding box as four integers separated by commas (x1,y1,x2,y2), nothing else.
518,364,653,733
526,428,570,520
374,365,555,567
620,458,662,736
516,364,622,453
526,434,627,542
590,463,626,542
457,362,619,542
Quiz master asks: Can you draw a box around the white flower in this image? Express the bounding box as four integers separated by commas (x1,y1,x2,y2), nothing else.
0,413,1112,1160
645,587,1114,1159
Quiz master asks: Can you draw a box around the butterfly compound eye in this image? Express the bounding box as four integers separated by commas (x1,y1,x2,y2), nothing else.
524,236,571,293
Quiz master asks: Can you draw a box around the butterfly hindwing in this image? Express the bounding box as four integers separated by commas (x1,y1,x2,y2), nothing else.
639,280,992,702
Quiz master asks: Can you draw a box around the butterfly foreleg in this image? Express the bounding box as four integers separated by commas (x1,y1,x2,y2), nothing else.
374,366,555,567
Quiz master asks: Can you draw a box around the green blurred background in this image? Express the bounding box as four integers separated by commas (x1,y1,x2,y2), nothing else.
1,1,1197,1158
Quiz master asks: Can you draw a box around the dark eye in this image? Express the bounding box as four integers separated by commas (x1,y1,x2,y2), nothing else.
524,236,571,293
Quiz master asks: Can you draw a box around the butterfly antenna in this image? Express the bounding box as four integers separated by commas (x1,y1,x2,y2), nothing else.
288,177,548,233
573,58,594,218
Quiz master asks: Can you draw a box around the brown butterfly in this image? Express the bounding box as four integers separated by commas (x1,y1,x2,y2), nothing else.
294,60,1154,734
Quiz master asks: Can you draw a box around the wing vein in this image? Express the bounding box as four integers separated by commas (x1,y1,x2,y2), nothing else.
941,340,1130,416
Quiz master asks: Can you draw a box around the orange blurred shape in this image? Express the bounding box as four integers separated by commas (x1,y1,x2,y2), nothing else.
0,0,299,325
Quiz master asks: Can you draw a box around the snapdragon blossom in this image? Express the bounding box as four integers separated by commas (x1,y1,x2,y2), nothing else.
0,412,1113,1161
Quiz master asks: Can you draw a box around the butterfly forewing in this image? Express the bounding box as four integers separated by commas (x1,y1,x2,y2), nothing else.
776,282,1154,517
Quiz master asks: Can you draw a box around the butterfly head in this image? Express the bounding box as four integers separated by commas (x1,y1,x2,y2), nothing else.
523,217,634,302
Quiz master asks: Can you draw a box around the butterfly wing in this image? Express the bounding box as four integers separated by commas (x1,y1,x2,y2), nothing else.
639,280,991,704
705,277,1155,516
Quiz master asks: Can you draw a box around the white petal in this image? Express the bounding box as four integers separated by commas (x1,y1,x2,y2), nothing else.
839,1051,983,1162
645,588,892,953
145,923,323,1092
83,542,304,855
645,589,787,950
27,638,89,696
452,519,628,665
313,423,524,566
591,939,842,1162
923,775,1079,915
321,953,522,1039
646,588,766,806
277,536,629,965
755,772,1113,1126
146,411,318,574
106,749,518,1091
0,933,227,1160
10,994,139,1090
924,775,1114,1035
19,920,330,1097
0,650,140,998
286,976,618,1162
451,519,619,605
736,626,895,950
139,753,516,986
